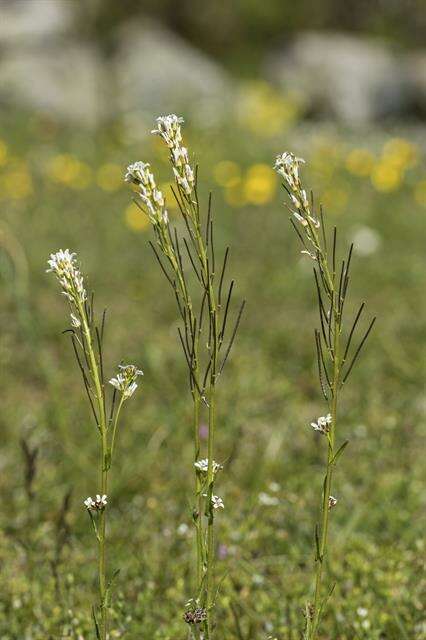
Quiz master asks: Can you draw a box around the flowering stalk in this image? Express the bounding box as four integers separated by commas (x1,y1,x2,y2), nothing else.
274,154,375,639
125,115,244,638
47,250,142,639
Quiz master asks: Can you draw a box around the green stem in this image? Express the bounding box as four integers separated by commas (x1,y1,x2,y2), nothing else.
99,431,108,639
110,396,125,460
206,385,216,639
193,388,204,591
79,303,108,640
310,301,340,639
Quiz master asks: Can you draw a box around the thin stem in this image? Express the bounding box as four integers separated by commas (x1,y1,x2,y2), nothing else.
193,369,204,591
79,303,109,639
311,313,339,638
206,385,216,639
110,396,125,460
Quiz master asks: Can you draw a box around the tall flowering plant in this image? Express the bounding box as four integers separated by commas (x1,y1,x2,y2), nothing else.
47,249,142,639
274,153,375,639
125,115,245,639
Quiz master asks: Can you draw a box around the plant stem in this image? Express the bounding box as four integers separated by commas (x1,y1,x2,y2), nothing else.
310,310,339,639
99,431,108,639
206,384,216,639
193,388,203,590
80,305,108,639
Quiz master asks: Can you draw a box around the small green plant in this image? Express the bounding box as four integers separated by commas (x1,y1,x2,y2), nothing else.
47,249,142,639
125,115,244,638
274,153,376,639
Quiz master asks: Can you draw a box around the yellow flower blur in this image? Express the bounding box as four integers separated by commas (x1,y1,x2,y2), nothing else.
243,164,277,205
125,202,149,232
47,154,92,190
96,163,123,192
213,161,241,188
237,81,301,137
371,163,402,193
346,149,375,177
1,160,33,199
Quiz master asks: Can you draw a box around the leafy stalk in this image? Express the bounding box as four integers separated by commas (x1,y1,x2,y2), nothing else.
47,250,142,639
274,152,375,639
125,115,244,638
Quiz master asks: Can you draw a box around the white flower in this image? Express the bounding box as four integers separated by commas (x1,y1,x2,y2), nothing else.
310,413,332,435
84,494,107,511
47,249,86,306
194,458,223,474
109,364,143,399
211,495,224,510
301,250,316,260
151,114,185,148
124,161,152,185
328,495,337,509
357,607,368,618
124,162,167,225
290,194,301,208
274,152,305,192
293,211,308,226
151,114,194,196
84,497,94,509
70,313,81,328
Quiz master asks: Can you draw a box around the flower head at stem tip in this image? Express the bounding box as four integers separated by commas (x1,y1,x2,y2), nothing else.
310,414,332,435
84,494,107,511
109,364,143,399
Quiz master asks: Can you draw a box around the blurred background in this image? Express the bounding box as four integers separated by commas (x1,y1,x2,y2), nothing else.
0,1,425,638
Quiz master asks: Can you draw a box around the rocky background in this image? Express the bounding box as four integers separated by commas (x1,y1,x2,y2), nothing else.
0,0,425,128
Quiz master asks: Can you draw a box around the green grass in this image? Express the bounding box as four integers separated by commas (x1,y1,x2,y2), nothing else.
0,109,425,639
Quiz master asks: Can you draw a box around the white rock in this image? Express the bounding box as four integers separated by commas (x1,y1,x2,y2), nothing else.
267,32,409,124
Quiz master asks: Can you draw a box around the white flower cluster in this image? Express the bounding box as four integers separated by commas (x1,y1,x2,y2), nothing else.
328,495,338,509
274,152,305,193
274,152,320,234
46,249,86,308
84,494,107,510
211,495,224,510
310,413,332,435
124,161,168,225
152,114,194,196
109,364,143,399
311,413,332,435
194,458,223,474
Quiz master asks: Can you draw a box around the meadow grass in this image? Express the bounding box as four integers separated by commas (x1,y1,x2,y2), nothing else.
0,108,424,638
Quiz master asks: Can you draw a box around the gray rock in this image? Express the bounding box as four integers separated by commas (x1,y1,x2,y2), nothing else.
266,32,409,124
405,51,426,116
0,44,105,127
113,20,233,125
0,0,73,46
0,15,232,128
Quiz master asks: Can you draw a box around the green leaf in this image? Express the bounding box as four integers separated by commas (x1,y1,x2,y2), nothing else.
87,509,100,541
104,568,121,606
92,606,101,640
331,440,349,465
314,523,321,562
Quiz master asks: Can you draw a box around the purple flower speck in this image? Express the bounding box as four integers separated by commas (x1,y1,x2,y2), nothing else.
199,423,209,440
